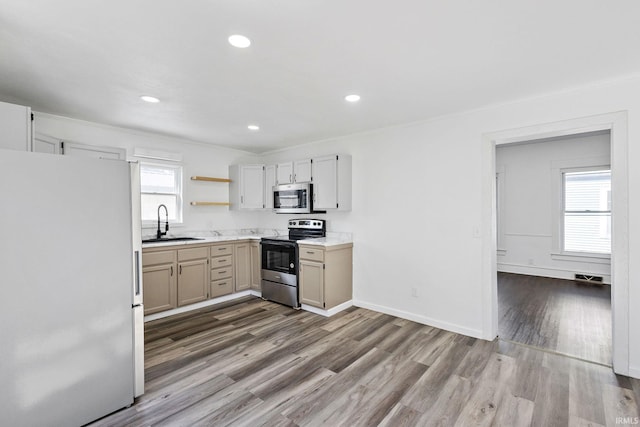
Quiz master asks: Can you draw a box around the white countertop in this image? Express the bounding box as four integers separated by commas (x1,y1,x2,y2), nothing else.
142,231,353,249
142,234,265,248
296,236,354,247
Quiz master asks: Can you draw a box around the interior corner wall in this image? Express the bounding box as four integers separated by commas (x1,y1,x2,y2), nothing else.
260,75,640,378
495,133,611,282
32,113,263,233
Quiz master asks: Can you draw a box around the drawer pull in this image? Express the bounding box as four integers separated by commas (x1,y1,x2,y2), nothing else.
306,251,315,254
218,270,227,274
218,247,226,251
218,259,225,263
218,282,227,286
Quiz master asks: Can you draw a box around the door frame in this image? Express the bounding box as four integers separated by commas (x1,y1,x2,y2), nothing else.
480,111,629,375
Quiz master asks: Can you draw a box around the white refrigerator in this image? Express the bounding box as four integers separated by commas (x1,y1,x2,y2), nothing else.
0,149,144,426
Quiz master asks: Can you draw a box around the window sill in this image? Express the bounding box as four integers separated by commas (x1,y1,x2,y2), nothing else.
551,252,610,264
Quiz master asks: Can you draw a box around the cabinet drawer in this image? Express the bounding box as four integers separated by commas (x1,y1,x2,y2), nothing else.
211,266,233,280
210,244,233,257
210,278,233,298
299,247,324,262
142,250,176,266
211,254,232,268
178,246,209,262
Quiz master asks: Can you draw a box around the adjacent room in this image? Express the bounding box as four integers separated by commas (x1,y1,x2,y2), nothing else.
495,131,612,365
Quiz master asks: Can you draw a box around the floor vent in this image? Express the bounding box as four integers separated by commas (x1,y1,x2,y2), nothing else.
574,274,604,284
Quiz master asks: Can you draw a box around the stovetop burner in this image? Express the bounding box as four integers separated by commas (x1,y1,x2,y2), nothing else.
262,218,326,242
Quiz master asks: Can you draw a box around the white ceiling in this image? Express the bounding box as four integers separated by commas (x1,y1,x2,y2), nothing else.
1,1,639,153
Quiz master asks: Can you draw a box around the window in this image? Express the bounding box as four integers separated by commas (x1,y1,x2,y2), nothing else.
140,162,183,223
563,169,611,254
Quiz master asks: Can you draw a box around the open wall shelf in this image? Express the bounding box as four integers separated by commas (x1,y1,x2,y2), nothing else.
190,201,231,206
190,176,232,183
190,175,231,206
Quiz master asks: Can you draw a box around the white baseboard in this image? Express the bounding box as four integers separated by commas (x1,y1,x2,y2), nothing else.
498,262,611,285
353,299,484,340
301,300,353,317
628,365,640,379
144,291,253,322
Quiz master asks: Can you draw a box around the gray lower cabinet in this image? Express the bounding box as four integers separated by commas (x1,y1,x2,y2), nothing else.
234,241,252,292
299,243,353,309
210,243,234,298
142,239,280,315
142,250,177,315
250,241,261,291
177,246,209,306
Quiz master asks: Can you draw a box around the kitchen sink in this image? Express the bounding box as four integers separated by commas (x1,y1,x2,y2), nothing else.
142,237,204,243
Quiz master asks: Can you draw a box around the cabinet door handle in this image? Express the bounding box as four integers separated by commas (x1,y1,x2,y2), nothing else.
289,174,292,183
241,195,244,204
179,265,182,275
170,266,173,276
294,173,297,182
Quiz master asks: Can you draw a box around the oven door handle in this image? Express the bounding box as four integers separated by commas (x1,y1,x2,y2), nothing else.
261,241,297,249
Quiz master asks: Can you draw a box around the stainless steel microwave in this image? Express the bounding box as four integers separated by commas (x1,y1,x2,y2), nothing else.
273,182,312,214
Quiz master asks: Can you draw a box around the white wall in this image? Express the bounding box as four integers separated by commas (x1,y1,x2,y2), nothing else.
33,113,263,234
253,74,640,378
496,132,611,282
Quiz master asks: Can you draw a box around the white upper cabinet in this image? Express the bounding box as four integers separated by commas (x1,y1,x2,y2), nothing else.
293,159,312,182
264,164,276,209
276,159,312,184
229,154,351,212
62,141,125,159
312,154,352,211
33,133,62,154
229,164,265,210
276,162,293,184
0,100,32,151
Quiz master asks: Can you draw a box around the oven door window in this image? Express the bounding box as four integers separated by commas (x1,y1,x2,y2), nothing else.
262,244,296,274
274,188,308,209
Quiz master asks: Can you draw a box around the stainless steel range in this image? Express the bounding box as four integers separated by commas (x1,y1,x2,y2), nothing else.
260,219,326,308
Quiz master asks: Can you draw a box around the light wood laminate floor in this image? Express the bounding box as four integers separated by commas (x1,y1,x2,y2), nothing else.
498,272,612,366
91,297,638,427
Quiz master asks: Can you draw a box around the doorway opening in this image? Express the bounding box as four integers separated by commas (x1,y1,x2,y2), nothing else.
481,112,629,375
495,131,612,365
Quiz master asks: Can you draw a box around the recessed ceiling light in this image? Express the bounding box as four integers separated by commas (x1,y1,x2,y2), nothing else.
229,35,251,48
247,124,260,131
140,95,160,103
345,94,361,103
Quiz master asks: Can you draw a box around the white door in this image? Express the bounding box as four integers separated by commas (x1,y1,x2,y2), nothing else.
276,162,293,184
294,159,312,182
313,155,338,209
264,165,277,209
241,165,265,209
0,101,31,151
63,141,125,159
32,133,61,154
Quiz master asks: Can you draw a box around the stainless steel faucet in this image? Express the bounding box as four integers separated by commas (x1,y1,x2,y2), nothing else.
157,204,169,239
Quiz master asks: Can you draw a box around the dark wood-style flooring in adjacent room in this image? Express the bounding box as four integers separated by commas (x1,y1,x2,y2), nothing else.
498,272,612,366
90,297,638,427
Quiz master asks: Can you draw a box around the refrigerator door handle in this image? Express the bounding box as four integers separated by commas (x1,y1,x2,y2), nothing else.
134,250,142,299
